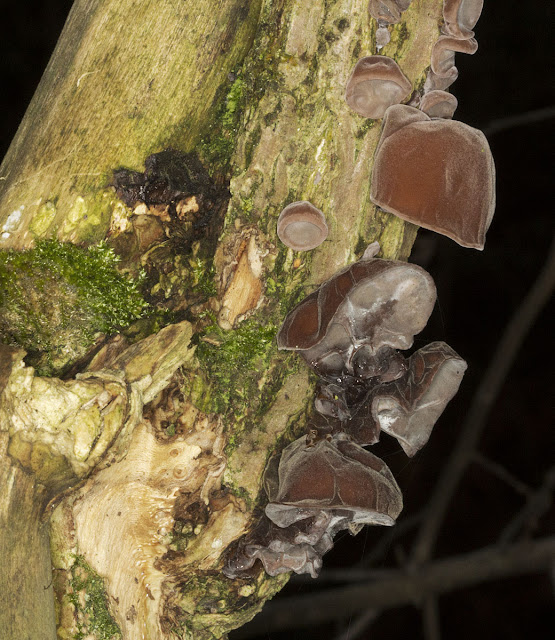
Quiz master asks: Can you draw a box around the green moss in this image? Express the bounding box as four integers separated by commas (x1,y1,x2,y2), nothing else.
196,316,278,416
198,4,284,177
69,556,121,640
198,73,247,174
0,239,148,375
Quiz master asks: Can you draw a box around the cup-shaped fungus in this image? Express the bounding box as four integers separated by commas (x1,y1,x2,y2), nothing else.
265,434,403,530
277,256,436,377
368,0,412,25
277,201,328,251
420,90,458,119
370,104,495,249
345,56,412,119
443,0,484,40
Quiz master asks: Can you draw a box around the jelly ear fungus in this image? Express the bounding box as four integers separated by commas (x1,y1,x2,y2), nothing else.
345,56,412,119
370,104,495,249
224,253,466,579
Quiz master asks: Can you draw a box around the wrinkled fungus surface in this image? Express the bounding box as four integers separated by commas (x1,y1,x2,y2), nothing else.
442,0,484,40
226,254,466,579
277,256,436,375
371,104,495,249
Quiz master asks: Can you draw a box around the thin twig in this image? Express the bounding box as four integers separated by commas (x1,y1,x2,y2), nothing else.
471,452,531,497
481,106,555,137
411,235,555,567
234,537,555,637
333,609,378,640
499,465,555,544
422,596,441,640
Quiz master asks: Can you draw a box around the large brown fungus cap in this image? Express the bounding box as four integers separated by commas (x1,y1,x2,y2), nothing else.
345,56,412,119
277,256,436,376
265,434,403,529
370,104,495,249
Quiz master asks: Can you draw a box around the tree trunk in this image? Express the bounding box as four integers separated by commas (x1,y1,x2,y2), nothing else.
0,1,443,638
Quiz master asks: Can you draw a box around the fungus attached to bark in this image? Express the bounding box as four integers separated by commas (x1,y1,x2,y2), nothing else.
277,201,328,251
430,35,478,85
264,434,403,529
345,56,412,119
371,341,467,456
223,515,333,579
368,0,412,25
370,104,495,249
277,256,436,376
443,0,484,40
419,89,458,119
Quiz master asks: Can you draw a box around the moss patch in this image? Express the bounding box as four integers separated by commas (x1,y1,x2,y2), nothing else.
69,556,121,640
0,239,148,375
196,316,278,417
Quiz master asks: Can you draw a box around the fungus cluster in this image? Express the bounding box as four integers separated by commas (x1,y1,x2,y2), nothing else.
360,0,496,249
225,0,492,581
225,252,466,578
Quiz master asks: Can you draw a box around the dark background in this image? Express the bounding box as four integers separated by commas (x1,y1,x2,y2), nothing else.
1,1,553,639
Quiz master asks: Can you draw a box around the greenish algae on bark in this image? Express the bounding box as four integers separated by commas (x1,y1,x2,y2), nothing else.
0,0,262,248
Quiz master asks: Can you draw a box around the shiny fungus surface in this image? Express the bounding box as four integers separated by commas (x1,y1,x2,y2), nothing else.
277,256,436,376
370,104,495,249
264,434,403,529
277,201,328,251
345,56,412,119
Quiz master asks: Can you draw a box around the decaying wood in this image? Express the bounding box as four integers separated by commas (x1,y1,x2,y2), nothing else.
0,1,448,638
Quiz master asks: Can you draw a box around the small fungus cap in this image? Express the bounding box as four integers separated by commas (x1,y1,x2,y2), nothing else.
443,0,484,39
420,90,458,119
277,201,328,251
368,0,412,25
370,104,495,249
345,56,412,119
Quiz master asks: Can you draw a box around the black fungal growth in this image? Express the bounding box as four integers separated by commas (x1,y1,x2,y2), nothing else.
224,253,467,579
113,149,228,252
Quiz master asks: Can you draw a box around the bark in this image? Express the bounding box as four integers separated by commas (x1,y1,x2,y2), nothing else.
0,1,444,638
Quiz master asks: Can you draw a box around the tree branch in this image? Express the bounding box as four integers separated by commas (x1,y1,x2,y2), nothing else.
235,537,555,636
